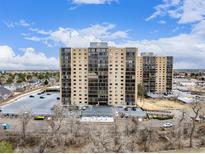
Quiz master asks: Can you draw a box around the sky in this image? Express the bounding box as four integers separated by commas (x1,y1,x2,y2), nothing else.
0,0,205,70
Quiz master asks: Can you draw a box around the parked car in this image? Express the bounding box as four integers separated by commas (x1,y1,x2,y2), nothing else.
47,117,52,121
40,96,45,99
119,112,125,118
51,105,57,110
47,93,51,95
57,97,60,100
163,122,173,128
79,106,87,110
34,115,45,120
0,123,11,130
132,107,136,111
125,113,129,118
29,95,35,98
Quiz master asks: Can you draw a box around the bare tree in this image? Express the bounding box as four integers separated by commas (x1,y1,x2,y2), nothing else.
38,106,64,153
19,111,32,140
38,135,50,153
138,127,155,152
175,110,186,149
86,125,108,153
112,119,128,153
189,97,201,148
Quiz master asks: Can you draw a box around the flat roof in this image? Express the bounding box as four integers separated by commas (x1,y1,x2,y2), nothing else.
81,106,146,118
81,106,113,117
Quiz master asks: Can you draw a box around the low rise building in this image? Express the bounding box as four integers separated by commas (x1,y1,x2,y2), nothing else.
0,86,12,101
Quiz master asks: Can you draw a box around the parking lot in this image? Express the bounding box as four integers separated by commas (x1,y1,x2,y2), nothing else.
0,91,60,116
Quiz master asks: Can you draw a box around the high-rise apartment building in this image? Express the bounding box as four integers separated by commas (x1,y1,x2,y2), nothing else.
60,42,173,106
137,52,173,94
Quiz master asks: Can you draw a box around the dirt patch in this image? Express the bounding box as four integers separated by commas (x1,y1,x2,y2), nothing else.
137,98,191,110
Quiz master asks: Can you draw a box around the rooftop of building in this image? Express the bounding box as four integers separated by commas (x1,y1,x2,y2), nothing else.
0,87,11,96
81,106,146,118
90,42,108,48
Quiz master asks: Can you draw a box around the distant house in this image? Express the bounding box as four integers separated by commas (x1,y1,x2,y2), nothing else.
29,80,41,86
14,83,26,92
0,86,12,101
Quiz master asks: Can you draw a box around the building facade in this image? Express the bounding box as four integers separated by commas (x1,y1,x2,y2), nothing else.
136,52,173,94
60,43,173,106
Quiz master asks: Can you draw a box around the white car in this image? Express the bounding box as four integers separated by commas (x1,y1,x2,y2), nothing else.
163,122,173,128
82,106,87,110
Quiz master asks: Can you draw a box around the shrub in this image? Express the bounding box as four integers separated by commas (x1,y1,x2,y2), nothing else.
152,116,173,120
0,141,14,153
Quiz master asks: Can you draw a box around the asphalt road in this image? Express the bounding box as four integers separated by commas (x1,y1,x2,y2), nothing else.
1,92,60,115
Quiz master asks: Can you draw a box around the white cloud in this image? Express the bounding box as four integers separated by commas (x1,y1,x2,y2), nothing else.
115,21,205,69
24,24,128,47
3,19,31,28
178,0,205,24
0,46,58,70
159,20,166,24
22,21,205,69
69,0,117,10
18,20,30,27
2,21,15,28
145,0,182,21
146,0,205,24
29,28,51,35
71,0,117,5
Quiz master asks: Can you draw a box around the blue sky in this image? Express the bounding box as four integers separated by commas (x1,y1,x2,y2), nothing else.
0,0,205,70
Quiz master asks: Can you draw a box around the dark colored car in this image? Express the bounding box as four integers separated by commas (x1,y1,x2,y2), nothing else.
132,107,136,111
